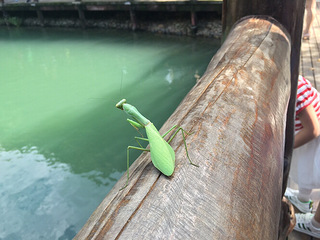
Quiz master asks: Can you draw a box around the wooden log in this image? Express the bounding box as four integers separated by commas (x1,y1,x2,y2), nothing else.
130,9,137,31
76,4,86,29
222,0,306,197
190,10,197,34
36,9,44,27
75,16,291,240
191,10,197,26
1,2,9,27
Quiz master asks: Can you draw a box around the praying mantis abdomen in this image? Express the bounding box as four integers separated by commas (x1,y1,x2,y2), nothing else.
145,123,175,176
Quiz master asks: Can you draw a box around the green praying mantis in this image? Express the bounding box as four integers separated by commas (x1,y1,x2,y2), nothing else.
116,99,198,190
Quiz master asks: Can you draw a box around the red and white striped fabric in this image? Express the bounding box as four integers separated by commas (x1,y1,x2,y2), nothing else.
295,75,320,132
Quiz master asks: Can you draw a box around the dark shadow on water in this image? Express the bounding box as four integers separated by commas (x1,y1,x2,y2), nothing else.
58,225,77,240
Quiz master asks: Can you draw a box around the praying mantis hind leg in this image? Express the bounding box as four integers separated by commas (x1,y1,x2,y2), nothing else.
120,145,150,191
163,125,199,167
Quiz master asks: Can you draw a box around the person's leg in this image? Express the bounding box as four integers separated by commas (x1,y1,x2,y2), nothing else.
286,187,313,213
303,0,316,39
298,188,312,202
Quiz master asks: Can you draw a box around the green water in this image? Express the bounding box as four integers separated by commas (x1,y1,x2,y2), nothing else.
0,27,220,240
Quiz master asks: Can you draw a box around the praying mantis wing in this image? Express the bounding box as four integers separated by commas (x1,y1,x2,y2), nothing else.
145,123,175,176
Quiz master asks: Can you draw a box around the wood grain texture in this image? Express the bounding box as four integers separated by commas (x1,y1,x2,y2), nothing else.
222,0,306,198
75,17,291,240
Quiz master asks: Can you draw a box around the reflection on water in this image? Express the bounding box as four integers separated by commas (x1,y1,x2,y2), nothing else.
0,145,116,240
165,69,174,84
0,27,220,239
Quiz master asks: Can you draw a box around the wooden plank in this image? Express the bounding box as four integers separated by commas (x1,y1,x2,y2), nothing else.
309,31,320,89
300,8,307,78
288,231,312,240
305,1,320,87
75,17,292,240
312,3,320,90
299,53,303,78
301,39,314,83
299,2,320,90
300,42,306,77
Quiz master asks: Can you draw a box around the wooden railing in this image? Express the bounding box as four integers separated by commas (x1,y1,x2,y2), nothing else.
75,16,292,240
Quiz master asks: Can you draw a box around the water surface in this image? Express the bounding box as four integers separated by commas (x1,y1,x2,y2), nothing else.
0,27,220,239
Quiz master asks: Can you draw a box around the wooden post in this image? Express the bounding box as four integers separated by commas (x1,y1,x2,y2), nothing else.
1,0,9,27
191,11,197,26
75,17,291,240
191,10,197,33
36,9,44,27
76,5,86,28
190,0,197,34
222,0,306,198
130,9,137,31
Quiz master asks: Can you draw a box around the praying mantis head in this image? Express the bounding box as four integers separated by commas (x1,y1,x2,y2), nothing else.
116,99,150,127
115,99,127,110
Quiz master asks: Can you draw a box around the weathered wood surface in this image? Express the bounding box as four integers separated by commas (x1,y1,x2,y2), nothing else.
75,17,291,240
299,2,320,91
222,0,306,198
